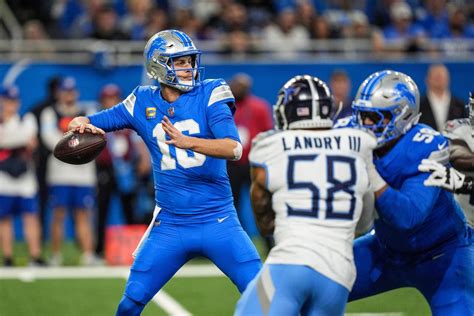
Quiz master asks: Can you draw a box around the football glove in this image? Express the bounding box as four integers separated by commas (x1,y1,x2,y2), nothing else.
418,159,465,192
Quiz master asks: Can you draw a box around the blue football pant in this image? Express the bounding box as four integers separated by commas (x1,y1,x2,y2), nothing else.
116,212,261,315
235,264,349,316
349,233,474,316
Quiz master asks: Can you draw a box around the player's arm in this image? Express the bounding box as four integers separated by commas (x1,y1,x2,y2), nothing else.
449,139,474,171
250,166,275,236
368,162,438,230
68,116,105,134
161,116,241,160
69,90,139,134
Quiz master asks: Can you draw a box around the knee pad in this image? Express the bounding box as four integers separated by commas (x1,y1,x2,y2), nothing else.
116,294,145,316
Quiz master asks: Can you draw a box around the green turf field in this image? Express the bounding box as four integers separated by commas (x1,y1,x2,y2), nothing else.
0,242,432,316
0,274,431,316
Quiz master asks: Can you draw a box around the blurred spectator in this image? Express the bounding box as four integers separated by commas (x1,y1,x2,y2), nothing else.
31,76,62,241
296,0,317,31
310,15,335,39
418,0,450,38
447,6,474,39
228,73,273,227
120,0,155,40
144,8,169,39
39,77,99,266
174,8,203,39
343,10,384,53
90,5,129,40
419,64,465,131
0,85,46,267
221,30,257,59
23,19,55,59
329,70,352,119
382,1,426,52
262,9,311,58
69,0,108,38
95,84,139,258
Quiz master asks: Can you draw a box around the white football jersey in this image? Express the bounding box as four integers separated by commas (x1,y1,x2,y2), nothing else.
444,119,474,226
249,128,376,290
0,113,38,197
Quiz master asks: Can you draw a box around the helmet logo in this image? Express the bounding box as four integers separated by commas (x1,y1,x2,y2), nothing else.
68,136,80,148
393,83,416,105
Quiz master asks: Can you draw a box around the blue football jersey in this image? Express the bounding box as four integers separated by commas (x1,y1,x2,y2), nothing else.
88,79,239,215
373,124,468,253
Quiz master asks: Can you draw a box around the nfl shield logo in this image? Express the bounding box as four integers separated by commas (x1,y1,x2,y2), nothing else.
68,136,80,148
168,106,175,117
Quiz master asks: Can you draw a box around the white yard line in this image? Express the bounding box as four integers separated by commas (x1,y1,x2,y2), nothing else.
152,291,192,316
0,264,224,280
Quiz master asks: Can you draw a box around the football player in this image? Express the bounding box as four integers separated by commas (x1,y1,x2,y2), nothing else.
348,70,474,315
419,93,474,226
235,75,376,316
68,29,261,315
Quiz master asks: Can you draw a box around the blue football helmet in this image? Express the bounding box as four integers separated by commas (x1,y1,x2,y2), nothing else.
144,30,203,92
352,70,420,147
274,75,335,130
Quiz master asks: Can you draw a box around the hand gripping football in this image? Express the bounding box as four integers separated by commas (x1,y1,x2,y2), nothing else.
54,129,106,165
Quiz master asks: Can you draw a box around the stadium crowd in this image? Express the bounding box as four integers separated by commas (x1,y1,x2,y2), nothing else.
3,0,474,57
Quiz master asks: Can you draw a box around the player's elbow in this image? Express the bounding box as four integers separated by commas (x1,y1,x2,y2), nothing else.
229,141,243,161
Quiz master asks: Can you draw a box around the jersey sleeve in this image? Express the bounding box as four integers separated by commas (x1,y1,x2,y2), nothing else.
206,101,240,141
205,80,239,141
88,87,140,132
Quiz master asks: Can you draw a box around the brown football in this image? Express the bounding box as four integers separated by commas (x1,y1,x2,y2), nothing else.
53,129,106,165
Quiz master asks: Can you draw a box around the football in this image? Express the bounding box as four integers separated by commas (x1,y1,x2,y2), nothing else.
53,129,106,165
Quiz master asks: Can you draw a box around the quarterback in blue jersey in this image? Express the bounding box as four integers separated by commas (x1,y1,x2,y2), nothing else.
68,30,261,315
346,70,474,315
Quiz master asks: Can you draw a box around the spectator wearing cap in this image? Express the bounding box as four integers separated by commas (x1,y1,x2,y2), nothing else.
94,84,143,258
382,2,426,52
0,85,46,266
38,77,99,266
228,73,273,246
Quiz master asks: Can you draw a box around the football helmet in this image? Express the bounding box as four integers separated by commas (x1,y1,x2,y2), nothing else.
144,29,203,92
352,70,420,147
274,75,335,130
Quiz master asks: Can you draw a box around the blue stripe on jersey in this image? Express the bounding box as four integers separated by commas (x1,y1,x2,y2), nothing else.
173,30,192,47
361,70,390,100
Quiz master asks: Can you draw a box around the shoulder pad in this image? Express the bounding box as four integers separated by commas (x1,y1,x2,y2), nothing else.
252,130,280,146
